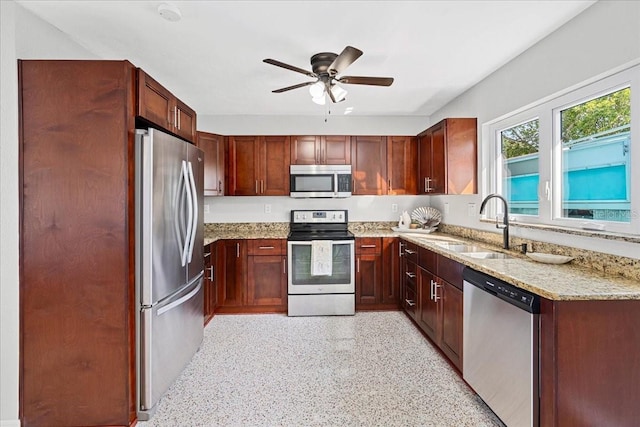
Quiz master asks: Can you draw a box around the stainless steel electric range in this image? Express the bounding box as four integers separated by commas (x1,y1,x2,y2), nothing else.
287,210,355,316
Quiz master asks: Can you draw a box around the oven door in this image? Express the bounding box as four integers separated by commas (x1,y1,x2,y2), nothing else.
287,240,355,294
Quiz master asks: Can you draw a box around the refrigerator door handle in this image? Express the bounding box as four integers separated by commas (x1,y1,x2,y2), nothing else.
180,160,193,267
186,161,198,263
157,278,202,316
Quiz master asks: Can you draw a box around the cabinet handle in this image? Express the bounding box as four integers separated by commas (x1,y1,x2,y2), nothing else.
425,177,433,193
316,148,320,164
177,108,181,130
388,179,392,192
258,246,274,250
360,244,376,248
261,180,264,194
236,243,240,258
321,148,324,163
255,180,259,194
404,249,416,255
283,257,287,274
207,265,214,281
173,107,178,130
405,271,416,278
218,180,222,192
399,241,405,257
430,279,435,300
357,257,360,273
405,299,416,307
204,252,211,257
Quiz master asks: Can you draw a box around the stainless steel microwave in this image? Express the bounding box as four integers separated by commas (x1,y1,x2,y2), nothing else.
289,164,352,198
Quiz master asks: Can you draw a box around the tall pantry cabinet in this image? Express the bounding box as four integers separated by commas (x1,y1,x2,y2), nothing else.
19,60,196,427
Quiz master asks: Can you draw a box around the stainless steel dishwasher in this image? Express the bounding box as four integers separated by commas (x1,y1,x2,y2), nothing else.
463,267,540,427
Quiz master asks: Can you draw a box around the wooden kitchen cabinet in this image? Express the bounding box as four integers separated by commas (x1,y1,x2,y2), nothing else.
137,69,197,142
216,239,246,309
400,240,419,320
246,239,287,310
539,298,640,427
204,243,216,324
355,238,383,308
19,60,139,426
197,131,225,196
381,237,401,307
418,118,477,194
227,135,290,195
351,136,388,195
387,136,418,195
290,135,351,165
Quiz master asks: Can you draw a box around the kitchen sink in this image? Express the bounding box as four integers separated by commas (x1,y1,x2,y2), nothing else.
434,242,485,252
460,251,512,259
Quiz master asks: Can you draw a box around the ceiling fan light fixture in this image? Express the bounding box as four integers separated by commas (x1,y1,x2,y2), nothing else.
308,81,325,98
311,94,326,105
330,84,348,102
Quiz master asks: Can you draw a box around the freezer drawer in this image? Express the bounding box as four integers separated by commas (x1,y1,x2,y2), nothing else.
138,277,204,420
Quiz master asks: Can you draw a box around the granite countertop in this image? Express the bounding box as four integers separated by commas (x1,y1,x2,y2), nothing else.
393,231,640,301
204,224,640,301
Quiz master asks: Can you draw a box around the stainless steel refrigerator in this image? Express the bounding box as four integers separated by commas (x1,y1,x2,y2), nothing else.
135,128,204,420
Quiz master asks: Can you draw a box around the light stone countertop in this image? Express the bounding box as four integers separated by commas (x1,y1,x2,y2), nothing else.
203,223,640,301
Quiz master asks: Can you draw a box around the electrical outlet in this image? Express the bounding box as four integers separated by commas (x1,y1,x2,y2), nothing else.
468,203,476,217
391,203,398,213
264,204,272,214
444,202,450,215
204,204,210,214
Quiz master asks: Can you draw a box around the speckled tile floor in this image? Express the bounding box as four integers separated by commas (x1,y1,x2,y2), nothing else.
138,311,504,427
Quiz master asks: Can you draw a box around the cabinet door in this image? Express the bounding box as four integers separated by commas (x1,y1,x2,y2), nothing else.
227,136,260,195
418,131,432,194
291,135,320,164
323,135,351,164
175,98,197,142
418,267,438,342
216,240,245,307
440,280,463,370
355,253,382,308
445,118,477,194
261,136,290,195
197,132,224,196
138,70,173,131
203,244,216,323
381,237,401,306
351,136,387,195
387,136,417,194
247,255,287,306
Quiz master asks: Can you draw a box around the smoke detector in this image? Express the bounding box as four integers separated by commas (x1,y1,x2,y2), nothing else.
158,2,182,22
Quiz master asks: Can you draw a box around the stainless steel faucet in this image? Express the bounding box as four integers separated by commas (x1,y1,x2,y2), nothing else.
479,194,510,249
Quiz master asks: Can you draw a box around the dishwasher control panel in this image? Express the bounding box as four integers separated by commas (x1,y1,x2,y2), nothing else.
464,267,540,313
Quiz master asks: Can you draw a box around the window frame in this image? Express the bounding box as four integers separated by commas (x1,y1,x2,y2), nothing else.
483,63,639,235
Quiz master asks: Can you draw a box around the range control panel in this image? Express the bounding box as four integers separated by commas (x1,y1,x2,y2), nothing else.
291,210,347,224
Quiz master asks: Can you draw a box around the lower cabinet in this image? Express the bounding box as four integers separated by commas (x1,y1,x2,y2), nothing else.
203,243,217,324
216,238,287,313
401,239,464,371
355,237,401,310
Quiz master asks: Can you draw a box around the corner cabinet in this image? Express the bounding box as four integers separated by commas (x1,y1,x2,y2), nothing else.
137,69,197,142
290,135,351,165
418,118,477,194
197,131,225,196
227,135,290,195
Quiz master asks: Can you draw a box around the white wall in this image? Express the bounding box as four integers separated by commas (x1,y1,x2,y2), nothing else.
0,2,98,425
427,0,640,259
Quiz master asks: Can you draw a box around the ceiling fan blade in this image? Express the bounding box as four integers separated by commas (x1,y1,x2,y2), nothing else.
272,81,316,93
338,76,394,86
263,59,316,77
328,46,363,75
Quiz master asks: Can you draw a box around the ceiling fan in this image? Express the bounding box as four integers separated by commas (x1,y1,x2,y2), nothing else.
263,46,394,103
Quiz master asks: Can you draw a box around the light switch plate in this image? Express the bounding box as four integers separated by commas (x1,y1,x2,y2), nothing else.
468,203,476,217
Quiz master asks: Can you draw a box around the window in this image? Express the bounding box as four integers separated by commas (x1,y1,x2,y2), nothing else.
485,64,639,234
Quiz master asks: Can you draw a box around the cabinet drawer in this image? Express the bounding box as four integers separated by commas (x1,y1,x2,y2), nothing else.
437,255,464,290
248,239,284,255
356,237,381,255
403,286,417,317
401,240,418,263
404,260,417,291
419,246,436,272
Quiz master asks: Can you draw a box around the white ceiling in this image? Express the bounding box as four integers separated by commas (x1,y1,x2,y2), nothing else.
16,0,596,117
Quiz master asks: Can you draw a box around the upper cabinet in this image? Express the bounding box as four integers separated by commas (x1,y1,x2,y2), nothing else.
351,136,388,195
291,135,351,165
197,131,225,196
418,118,477,194
387,136,417,195
227,135,290,196
137,69,197,143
